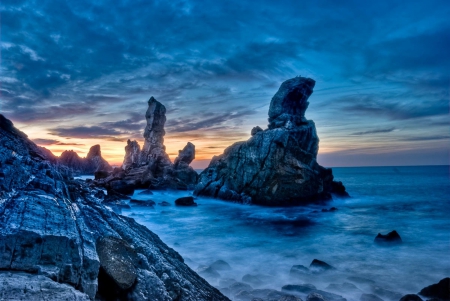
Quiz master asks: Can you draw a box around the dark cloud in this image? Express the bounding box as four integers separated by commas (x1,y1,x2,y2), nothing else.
351,128,396,135
32,138,60,145
401,135,450,142
49,126,124,139
166,109,257,133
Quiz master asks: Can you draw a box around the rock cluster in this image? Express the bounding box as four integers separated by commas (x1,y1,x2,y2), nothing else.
99,97,198,193
0,114,228,300
194,77,348,206
58,144,112,175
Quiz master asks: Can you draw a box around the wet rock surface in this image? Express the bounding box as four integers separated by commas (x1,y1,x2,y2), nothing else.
419,277,449,300
0,114,228,300
175,196,198,206
194,77,347,205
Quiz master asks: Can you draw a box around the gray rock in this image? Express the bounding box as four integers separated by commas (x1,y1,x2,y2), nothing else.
307,293,327,301
0,271,90,301
0,114,229,301
282,284,316,294
96,236,138,290
194,77,347,206
197,265,221,279
174,142,195,167
123,139,141,170
360,294,384,301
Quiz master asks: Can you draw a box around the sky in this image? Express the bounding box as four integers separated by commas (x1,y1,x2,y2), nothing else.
1,0,449,168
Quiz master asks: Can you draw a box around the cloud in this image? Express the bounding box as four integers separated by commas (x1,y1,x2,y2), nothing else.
49,126,124,139
351,128,396,135
32,138,60,145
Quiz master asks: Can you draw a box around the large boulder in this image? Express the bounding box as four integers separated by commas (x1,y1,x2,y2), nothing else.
194,77,347,206
374,230,402,244
0,114,228,301
419,277,450,300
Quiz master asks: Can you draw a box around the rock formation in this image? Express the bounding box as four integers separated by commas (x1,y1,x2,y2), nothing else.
99,97,198,192
0,114,228,300
194,77,348,206
58,144,112,175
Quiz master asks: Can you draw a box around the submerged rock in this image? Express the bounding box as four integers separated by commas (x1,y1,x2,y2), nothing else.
0,114,228,300
194,77,347,206
360,294,384,301
290,265,310,277
374,230,402,244
211,260,232,271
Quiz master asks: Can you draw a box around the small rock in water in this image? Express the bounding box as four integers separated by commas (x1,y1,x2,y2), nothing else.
309,259,336,273
321,207,338,212
307,293,327,301
290,265,310,277
228,281,253,295
360,294,384,301
138,189,154,195
399,294,423,301
374,230,402,244
242,274,264,286
175,196,197,206
130,199,156,207
418,277,450,300
158,201,171,206
197,266,220,279
370,286,402,301
282,284,316,294
210,260,232,271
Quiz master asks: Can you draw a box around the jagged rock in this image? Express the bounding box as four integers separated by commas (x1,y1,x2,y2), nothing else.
194,77,347,206
0,114,228,300
59,144,112,175
113,97,198,192
374,230,402,244
174,142,195,168
251,126,263,136
175,196,197,206
419,278,450,300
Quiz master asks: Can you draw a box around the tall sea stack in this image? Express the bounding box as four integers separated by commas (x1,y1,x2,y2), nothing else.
194,77,347,206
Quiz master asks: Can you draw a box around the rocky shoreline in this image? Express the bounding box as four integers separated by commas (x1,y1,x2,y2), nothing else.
0,114,228,300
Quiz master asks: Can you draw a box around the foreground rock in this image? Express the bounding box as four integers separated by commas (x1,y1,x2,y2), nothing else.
58,144,112,175
97,97,198,193
0,114,228,300
194,77,348,206
419,277,450,300
175,196,198,206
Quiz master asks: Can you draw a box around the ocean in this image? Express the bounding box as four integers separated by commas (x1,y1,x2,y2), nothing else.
120,165,450,300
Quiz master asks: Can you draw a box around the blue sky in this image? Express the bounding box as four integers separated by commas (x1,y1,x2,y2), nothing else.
1,0,449,167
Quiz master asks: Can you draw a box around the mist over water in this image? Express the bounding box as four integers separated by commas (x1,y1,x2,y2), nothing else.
121,166,450,300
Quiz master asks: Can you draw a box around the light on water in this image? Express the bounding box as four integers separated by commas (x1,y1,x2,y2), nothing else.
122,165,450,300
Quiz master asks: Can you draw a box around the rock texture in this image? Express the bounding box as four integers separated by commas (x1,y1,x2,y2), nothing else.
0,114,228,300
58,144,112,175
99,97,198,192
194,77,348,206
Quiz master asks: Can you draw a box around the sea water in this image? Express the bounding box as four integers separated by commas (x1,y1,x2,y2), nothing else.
121,165,450,300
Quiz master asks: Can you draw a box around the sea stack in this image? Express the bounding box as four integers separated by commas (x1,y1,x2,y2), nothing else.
115,97,198,190
58,144,112,174
194,76,347,206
